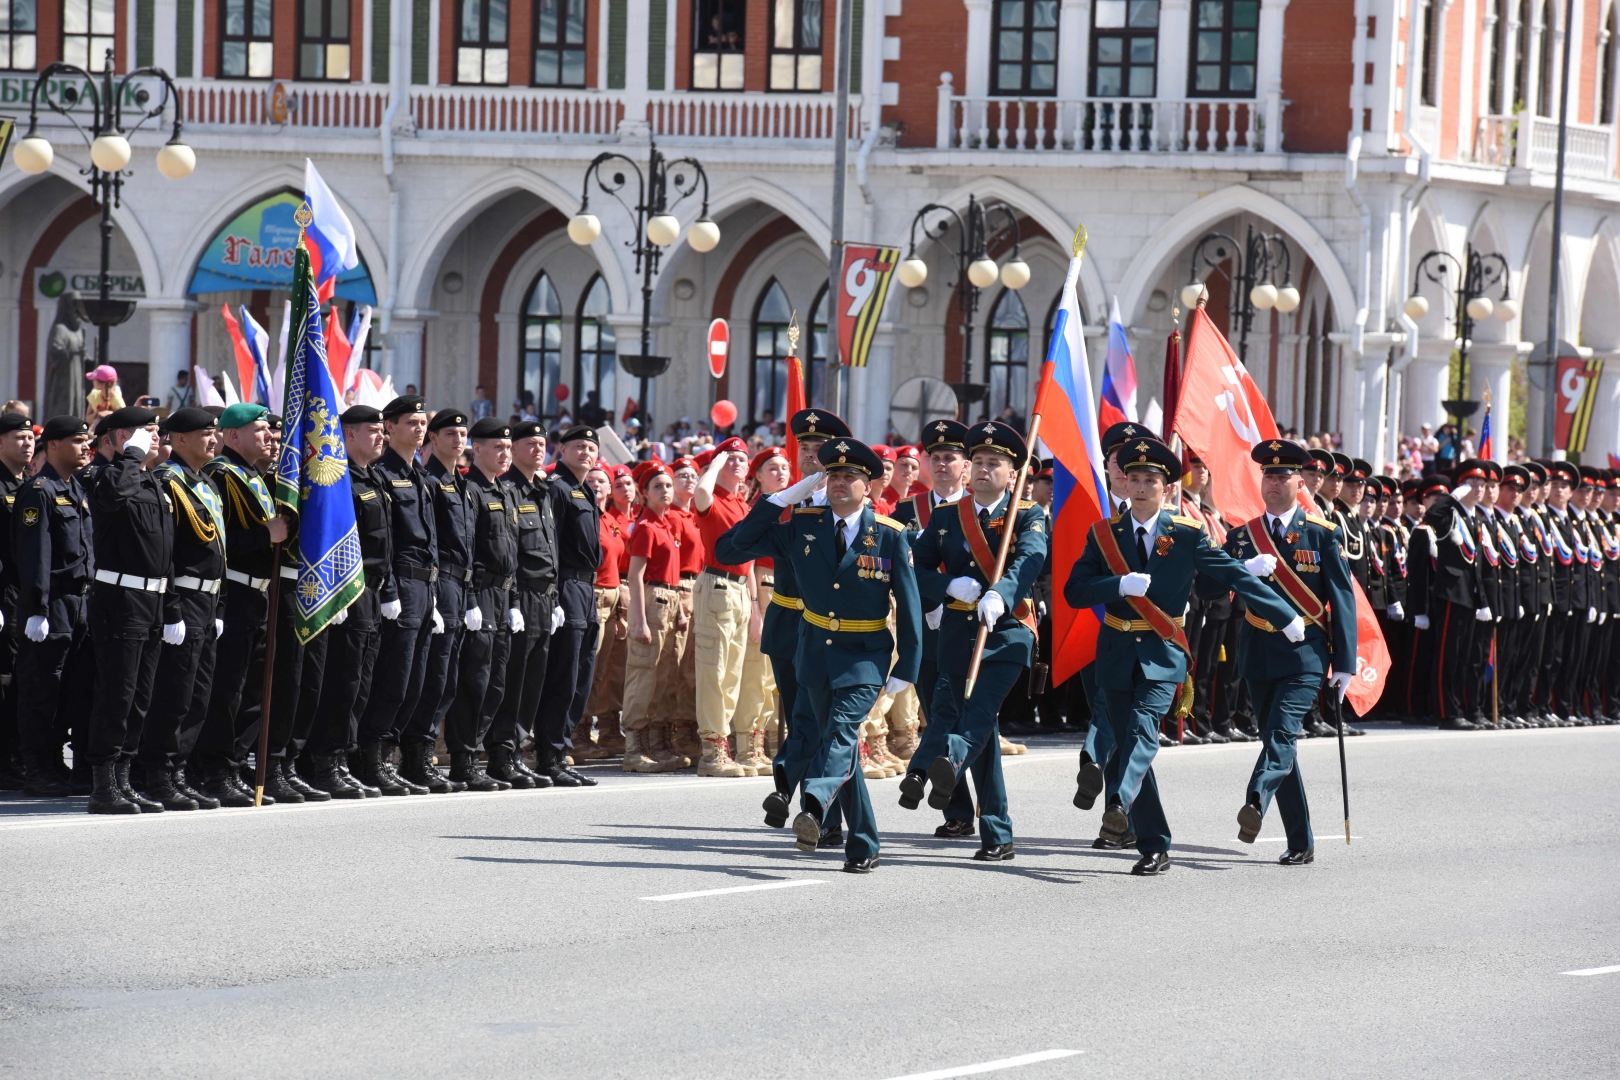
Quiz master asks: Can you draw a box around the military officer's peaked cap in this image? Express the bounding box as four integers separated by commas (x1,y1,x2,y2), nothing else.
1523,460,1549,483
1579,464,1605,488
0,413,31,434
1330,451,1354,477
1101,421,1150,455
1250,438,1313,474
818,438,883,478
381,396,426,420
966,420,1029,468
1400,477,1421,497
922,418,969,453
41,415,89,442
1118,435,1181,478
1454,458,1491,483
1502,464,1530,487
1419,473,1452,497
428,408,469,432
557,423,597,445
470,417,511,440
1546,460,1581,485
103,405,158,431
1346,458,1373,482
217,402,268,430
341,405,383,425
789,409,851,440
511,420,546,440
1305,448,1333,474
162,407,217,434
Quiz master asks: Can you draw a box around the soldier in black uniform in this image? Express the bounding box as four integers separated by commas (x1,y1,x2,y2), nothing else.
1537,461,1585,724
405,409,477,793
356,396,440,794
0,412,36,790
302,405,397,798
445,417,527,789
81,405,174,814
1501,465,1545,725
533,424,603,785
137,408,228,810
1476,462,1520,726
1416,461,1491,728
495,420,568,786
194,403,292,807
15,416,95,797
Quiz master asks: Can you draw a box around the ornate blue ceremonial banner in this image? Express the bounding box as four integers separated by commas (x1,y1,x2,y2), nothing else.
274,236,363,642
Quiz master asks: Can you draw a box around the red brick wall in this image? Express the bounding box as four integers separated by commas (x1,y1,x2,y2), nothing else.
1440,0,1466,157
880,1,967,147
274,0,296,78
1280,0,1355,153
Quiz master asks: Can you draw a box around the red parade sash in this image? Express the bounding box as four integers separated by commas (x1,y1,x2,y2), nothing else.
1089,518,1192,658
913,493,932,530
960,496,1037,633
1247,515,1327,633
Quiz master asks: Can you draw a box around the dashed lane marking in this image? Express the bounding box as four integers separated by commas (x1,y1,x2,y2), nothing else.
878,1049,1083,1080
640,878,826,902
1560,965,1620,976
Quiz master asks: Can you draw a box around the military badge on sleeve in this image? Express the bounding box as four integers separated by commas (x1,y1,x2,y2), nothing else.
22,507,38,527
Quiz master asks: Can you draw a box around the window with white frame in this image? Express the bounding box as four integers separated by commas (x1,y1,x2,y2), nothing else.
770,0,822,91
1,0,37,70
750,280,793,427
993,0,1058,95
457,0,509,84
522,272,563,417
694,0,745,90
221,0,274,77
1090,0,1158,98
62,0,114,70
534,0,587,86
298,0,351,80
986,288,1030,422
1190,0,1257,97
574,275,616,421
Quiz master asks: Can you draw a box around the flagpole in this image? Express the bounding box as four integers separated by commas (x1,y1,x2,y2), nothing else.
965,224,1085,700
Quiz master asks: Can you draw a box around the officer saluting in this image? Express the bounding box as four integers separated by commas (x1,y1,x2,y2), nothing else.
15,416,96,798
1065,435,1298,875
899,420,1047,862
1217,439,1357,864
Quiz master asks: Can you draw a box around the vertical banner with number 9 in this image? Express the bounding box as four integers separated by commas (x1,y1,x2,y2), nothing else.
837,245,900,368
1555,355,1604,454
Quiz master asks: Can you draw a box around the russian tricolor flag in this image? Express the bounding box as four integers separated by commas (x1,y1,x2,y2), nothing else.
1478,404,1493,461
304,159,359,303
1098,296,1138,430
1037,256,1109,685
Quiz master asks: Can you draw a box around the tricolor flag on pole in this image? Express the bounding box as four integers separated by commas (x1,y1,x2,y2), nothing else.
238,306,273,406
303,159,360,304
1039,238,1110,686
1478,398,1494,461
1098,296,1138,430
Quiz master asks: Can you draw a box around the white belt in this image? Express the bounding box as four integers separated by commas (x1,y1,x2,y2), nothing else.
280,566,299,581
94,569,167,593
226,569,271,591
173,575,222,594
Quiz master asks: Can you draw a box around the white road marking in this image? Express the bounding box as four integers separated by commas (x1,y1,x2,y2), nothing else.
879,1049,1083,1080
641,879,826,902
1560,964,1620,976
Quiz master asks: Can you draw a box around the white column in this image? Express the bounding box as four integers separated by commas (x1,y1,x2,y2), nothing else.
152,0,177,69
1403,352,1452,433
0,296,17,402
144,301,196,393
1468,343,1516,459
963,0,993,97
385,314,428,391
1159,0,1192,100
1057,0,1090,98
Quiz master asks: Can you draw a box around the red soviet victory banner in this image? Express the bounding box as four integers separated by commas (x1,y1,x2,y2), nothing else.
1172,301,1390,712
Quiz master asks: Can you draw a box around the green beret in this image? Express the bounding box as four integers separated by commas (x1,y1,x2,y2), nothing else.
218,403,269,430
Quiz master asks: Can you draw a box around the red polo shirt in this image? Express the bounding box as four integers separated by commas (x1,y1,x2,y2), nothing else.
597,512,626,589
668,505,704,576
629,510,681,587
696,488,752,576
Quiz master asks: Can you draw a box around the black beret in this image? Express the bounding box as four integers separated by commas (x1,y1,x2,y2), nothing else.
265,413,284,431
428,409,469,432
817,437,883,478
93,414,115,437
0,413,31,434
470,417,512,440
161,407,217,434
556,424,596,444
42,415,89,442
922,418,969,453
1250,438,1313,473
1101,421,1152,455
381,396,426,420
965,420,1028,469
1117,435,1181,478
341,405,383,425
511,420,545,440
789,409,851,440
103,405,158,431
204,405,226,420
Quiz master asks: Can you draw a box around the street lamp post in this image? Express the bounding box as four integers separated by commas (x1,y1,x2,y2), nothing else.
12,49,195,375
568,140,718,446
1402,244,1518,432
894,195,1030,422
1181,225,1300,364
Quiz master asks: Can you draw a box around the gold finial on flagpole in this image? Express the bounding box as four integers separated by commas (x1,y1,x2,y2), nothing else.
294,200,313,234
787,311,801,358
1482,385,1492,407
1071,223,1088,259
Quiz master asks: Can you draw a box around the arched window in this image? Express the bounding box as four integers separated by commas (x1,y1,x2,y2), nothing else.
809,285,829,407
986,288,1030,423
575,275,616,424
520,271,561,419
750,279,794,429
1601,6,1617,123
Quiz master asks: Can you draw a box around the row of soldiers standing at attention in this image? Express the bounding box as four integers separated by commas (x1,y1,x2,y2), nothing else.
0,398,609,811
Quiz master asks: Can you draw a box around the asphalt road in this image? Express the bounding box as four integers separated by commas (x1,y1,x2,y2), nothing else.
2,724,1618,1080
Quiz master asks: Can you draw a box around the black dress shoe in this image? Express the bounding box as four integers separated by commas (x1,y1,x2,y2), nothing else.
1237,800,1263,843
561,765,598,787
1220,726,1257,743
925,755,957,810
1001,720,1038,736
1307,719,1338,737
1437,717,1473,731
934,819,976,839
1343,724,1365,736
1157,732,1175,747
1203,729,1230,744
543,764,583,788
1092,832,1136,849
1279,847,1315,865
1100,800,1130,842
817,825,844,849
792,811,821,852
973,843,1015,861
897,770,926,810
763,789,791,828
1182,731,1209,745
1073,760,1104,810
842,856,879,873
1131,851,1171,875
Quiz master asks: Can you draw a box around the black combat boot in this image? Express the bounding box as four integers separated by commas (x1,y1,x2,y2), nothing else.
142,768,200,811
22,754,71,798
87,762,139,815
486,746,534,789
335,750,379,797
399,741,452,793
449,751,503,792
282,757,331,801
262,759,305,804
378,743,427,795
174,766,220,809
116,760,164,813
304,752,364,799
363,743,410,796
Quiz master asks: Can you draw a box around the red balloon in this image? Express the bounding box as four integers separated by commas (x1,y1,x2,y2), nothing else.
554,384,570,402
711,399,738,429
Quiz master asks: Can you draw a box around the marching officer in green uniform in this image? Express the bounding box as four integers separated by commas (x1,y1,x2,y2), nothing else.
727,437,921,873
899,420,1047,861
1066,435,1298,876
1214,440,1357,864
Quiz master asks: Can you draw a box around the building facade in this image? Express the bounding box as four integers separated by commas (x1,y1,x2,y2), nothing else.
3,0,1620,459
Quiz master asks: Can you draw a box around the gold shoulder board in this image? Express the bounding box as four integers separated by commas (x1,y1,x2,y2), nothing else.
874,514,904,531
794,507,824,515
1306,513,1337,530
1170,514,1203,529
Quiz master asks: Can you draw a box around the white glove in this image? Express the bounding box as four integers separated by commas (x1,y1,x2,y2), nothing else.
464,606,483,632
162,621,186,645
1329,671,1354,700
1119,572,1151,597
0,610,4,630
215,618,225,638
431,604,445,635
1518,605,1525,619
770,470,826,507
1282,616,1306,642
25,615,48,642
1588,606,1599,624
1475,606,1492,622
925,605,944,630
1243,553,1277,577
1386,602,1404,620
331,607,347,626
550,605,566,634
508,608,525,633
946,576,983,604
883,676,911,696
123,427,153,455
380,599,402,620
977,591,1006,625
1413,614,1431,630
1548,603,1554,617
1037,600,1048,618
